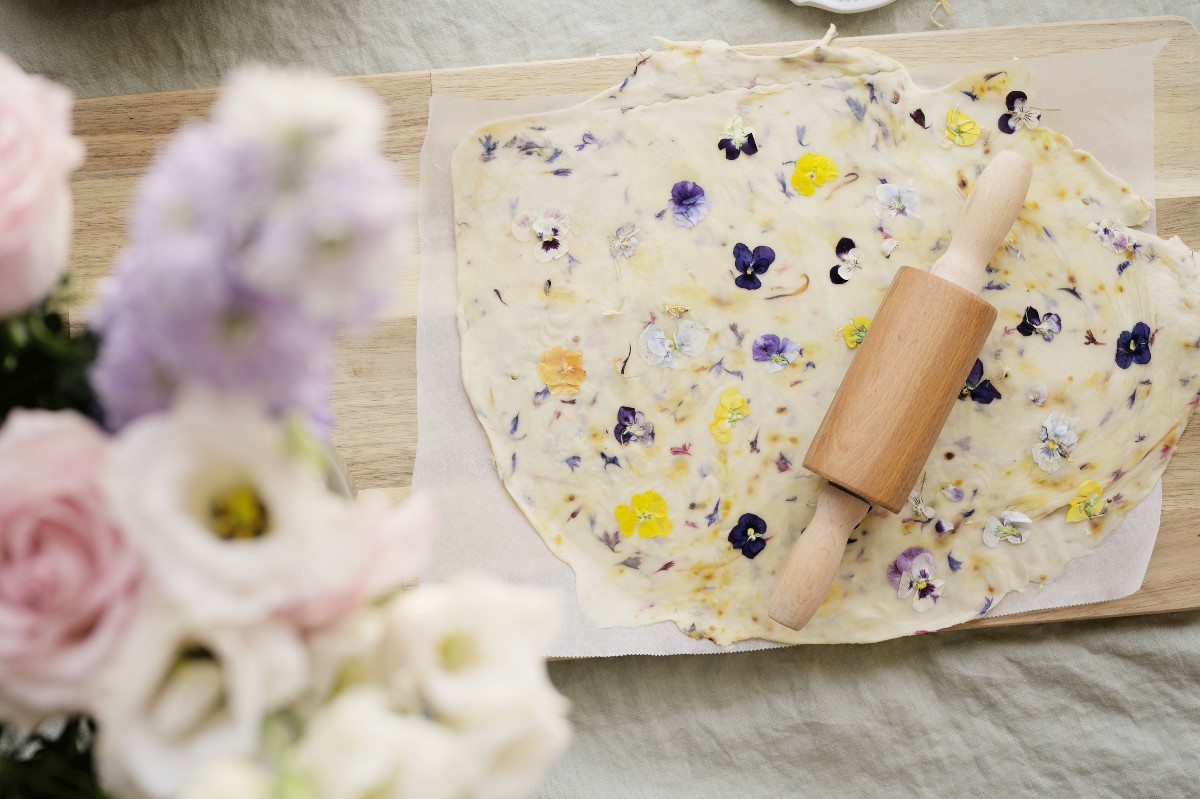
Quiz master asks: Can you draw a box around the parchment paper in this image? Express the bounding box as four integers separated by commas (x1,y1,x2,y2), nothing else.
414,41,1167,656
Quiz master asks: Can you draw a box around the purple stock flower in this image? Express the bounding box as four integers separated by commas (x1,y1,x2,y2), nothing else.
732,243,774,290
752,334,802,373
669,181,710,227
614,406,655,446
959,358,1001,404
1016,306,1061,342
1115,322,1152,369
728,513,768,559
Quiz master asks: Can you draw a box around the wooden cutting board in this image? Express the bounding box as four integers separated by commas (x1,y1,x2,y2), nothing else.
65,16,1200,631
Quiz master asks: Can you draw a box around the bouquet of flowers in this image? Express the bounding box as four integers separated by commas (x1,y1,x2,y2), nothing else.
0,55,570,799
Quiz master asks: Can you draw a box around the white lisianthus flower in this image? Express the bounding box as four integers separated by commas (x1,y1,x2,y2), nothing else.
466,698,573,799
179,757,273,799
304,608,389,708
90,596,307,799
293,687,466,799
382,575,570,725
103,391,362,626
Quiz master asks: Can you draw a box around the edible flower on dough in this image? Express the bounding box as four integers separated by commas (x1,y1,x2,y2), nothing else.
830,237,861,285
998,90,1041,134
609,224,641,258
1033,412,1081,473
944,108,981,146
790,152,839,196
732,243,775,291
887,547,945,612
614,490,672,538
959,358,1001,404
709,386,750,443
512,208,570,261
614,406,655,446
752,334,802,373
668,180,710,227
728,513,768,559
639,320,709,368
841,316,872,349
537,345,586,395
1066,480,1106,522
982,510,1033,547
1115,322,1152,369
874,180,920,219
718,115,758,160
1017,306,1062,342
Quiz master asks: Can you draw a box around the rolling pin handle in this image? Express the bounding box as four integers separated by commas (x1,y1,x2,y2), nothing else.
767,482,870,631
931,150,1033,292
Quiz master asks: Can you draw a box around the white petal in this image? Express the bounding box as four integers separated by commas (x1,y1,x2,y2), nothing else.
1000,510,1032,527
638,324,674,367
673,320,709,357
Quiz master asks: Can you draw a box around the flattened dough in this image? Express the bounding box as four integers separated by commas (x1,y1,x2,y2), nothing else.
452,39,1200,645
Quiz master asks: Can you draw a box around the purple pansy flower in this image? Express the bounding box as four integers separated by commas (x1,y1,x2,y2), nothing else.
959,359,1001,404
887,546,945,612
669,181,710,227
998,91,1041,134
613,406,655,446
1115,322,1152,369
752,334,802,373
717,116,758,161
728,513,768,559
732,242,775,290
829,237,861,285
1016,306,1062,342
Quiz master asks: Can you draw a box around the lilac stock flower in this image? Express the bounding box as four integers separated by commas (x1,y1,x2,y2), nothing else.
752,334,802,373
728,513,768,559
669,181,710,227
1016,306,1061,342
959,358,1001,404
732,243,774,290
613,406,655,446
1115,322,1152,369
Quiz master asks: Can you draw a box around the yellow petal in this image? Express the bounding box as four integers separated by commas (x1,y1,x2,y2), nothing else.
644,516,673,538
790,168,816,196
709,418,733,443
842,325,859,348
633,490,668,519
1078,480,1103,498
614,504,638,537
854,316,872,329
546,381,580,396
717,386,745,413
1066,501,1089,523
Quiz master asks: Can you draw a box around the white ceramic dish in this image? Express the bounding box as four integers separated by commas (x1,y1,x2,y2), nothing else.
789,0,900,12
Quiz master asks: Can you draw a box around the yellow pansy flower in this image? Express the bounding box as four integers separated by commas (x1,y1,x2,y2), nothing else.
790,152,839,196
841,316,872,349
537,345,586,395
614,490,672,538
1066,480,1106,522
945,108,981,146
709,386,751,443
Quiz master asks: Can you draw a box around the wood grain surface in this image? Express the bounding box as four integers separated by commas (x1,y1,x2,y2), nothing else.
65,17,1200,632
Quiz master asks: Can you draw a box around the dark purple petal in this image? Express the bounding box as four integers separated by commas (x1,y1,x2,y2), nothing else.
910,108,928,128
718,139,740,160
997,114,1017,135
733,242,753,270
830,265,849,285
967,358,984,386
887,546,930,588
1016,306,1040,337
616,406,638,426
742,537,767,559
969,380,1001,404
741,133,758,156
1005,90,1028,111
835,237,856,259
752,334,783,361
751,246,776,267
734,272,762,290
1132,321,1152,344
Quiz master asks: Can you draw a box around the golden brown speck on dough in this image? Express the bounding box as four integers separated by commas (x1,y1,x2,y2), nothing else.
944,452,955,460
751,614,759,622
777,406,788,414
566,494,575,502
768,433,781,443
1121,186,1129,193
1056,188,1068,200
1039,574,1047,581
789,436,799,444
1118,285,1125,293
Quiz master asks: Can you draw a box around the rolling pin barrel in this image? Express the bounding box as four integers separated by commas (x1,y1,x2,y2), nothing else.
769,151,1033,631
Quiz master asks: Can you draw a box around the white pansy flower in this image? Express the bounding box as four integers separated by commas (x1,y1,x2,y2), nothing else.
180,758,273,799
103,391,363,626
982,511,1033,547
638,320,709,368
608,224,641,259
874,180,920,219
293,687,465,799
1032,412,1081,473
90,597,307,799
512,208,570,262
1026,382,1048,405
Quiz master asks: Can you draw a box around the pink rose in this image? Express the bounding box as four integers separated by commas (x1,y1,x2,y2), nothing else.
0,410,140,728
0,54,84,319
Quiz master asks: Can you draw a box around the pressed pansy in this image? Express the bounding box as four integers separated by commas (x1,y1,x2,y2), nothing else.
1016,306,1062,342
638,320,709,368
1115,322,1152,369
874,180,920,219
752,334,802,373
887,547,944,612
959,358,1001,404
668,180,710,227
790,152,839,196
982,510,1032,547
1033,412,1080,473
1026,382,1048,405
1089,220,1137,255
536,345,586,395
727,513,768,559
613,406,654,446
732,243,775,290
944,108,981,146
998,90,1041,134
841,316,872,349
614,490,672,538
709,386,750,444
609,224,641,259
512,208,570,262
829,237,860,285
1066,480,1106,522
717,116,758,160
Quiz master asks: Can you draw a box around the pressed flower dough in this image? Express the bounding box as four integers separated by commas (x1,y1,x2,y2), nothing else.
452,40,1200,645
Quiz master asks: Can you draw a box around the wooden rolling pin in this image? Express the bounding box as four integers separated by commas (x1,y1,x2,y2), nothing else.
768,150,1033,631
